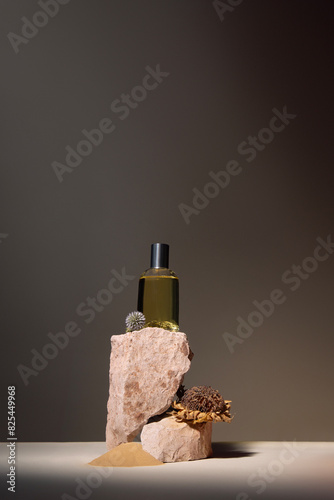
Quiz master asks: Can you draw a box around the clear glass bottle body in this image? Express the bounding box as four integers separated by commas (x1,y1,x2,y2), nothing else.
137,267,179,332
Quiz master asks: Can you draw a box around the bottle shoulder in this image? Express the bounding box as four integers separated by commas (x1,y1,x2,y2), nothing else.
140,267,178,278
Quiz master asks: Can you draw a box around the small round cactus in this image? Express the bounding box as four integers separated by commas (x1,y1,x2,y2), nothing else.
125,311,146,332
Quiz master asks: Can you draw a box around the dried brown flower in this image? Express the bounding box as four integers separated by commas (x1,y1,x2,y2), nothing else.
170,385,232,424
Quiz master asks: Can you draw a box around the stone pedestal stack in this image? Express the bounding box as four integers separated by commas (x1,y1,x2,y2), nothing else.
105,327,213,462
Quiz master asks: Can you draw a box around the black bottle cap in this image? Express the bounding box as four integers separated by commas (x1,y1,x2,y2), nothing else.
150,243,169,268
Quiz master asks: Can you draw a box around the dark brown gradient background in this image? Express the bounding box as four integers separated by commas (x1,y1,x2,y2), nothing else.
1,0,333,443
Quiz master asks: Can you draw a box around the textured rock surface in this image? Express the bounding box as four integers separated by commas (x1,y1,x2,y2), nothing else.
106,327,192,450
141,416,212,462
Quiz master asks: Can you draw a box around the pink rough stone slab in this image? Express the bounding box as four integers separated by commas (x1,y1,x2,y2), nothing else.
141,416,212,462
106,327,193,450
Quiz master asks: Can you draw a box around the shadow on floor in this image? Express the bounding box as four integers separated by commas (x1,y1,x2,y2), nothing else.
211,442,256,459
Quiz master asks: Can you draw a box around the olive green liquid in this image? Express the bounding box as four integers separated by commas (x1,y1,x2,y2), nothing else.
137,275,179,331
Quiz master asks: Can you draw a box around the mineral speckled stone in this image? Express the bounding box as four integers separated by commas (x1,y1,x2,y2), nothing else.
141,416,212,462
106,327,193,450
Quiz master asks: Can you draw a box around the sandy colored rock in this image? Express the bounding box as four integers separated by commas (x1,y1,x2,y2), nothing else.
141,416,212,462
89,442,163,467
106,327,192,450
